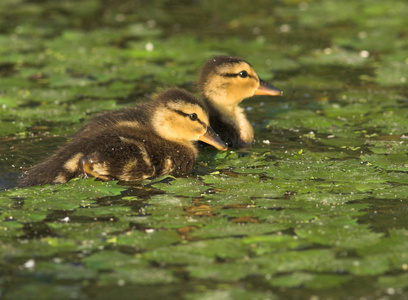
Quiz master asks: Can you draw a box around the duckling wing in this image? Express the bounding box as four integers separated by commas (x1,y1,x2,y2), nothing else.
19,130,197,186
88,134,196,182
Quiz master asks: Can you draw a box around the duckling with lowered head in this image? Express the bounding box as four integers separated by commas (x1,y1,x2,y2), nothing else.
19,88,227,187
198,55,282,148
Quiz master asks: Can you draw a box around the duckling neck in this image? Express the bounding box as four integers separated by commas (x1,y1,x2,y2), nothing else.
207,98,254,144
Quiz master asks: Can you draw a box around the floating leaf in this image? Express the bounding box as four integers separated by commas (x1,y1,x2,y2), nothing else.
375,51,408,86
295,216,383,249
187,262,259,281
361,154,408,172
270,272,351,289
378,273,408,289
152,177,209,197
186,288,278,300
98,267,177,285
83,250,146,270
190,218,288,239
115,230,181,251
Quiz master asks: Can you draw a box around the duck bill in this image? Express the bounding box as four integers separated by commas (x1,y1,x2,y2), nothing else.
254,79,283,96
199,126,228,151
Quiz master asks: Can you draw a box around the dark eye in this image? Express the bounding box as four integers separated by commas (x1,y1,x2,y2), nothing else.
238,70,248,78
189,113,198,121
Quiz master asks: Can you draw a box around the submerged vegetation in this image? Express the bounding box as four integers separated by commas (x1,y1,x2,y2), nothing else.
1,0,408,299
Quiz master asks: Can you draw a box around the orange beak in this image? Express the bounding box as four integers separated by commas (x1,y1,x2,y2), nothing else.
254,79,283,96
199,126,228,151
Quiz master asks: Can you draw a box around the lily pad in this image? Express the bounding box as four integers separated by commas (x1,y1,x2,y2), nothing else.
295,216,383,249
187,262,259,281
375,51,408,86
115,229,181,251
299,47,371,67
378,273,408,289
83,250,146,270
152,177,209,197
270,272,351,289
361,153,408,172
190,217,288,239
202,174,287,199
98,267,177,285
185,288,277,300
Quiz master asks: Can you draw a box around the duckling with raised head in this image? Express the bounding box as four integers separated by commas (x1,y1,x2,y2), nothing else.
198,55,282,148
19,88,227,187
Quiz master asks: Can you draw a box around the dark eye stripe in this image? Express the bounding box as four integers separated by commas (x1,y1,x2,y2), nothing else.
220,72,254,79
172,109,206,128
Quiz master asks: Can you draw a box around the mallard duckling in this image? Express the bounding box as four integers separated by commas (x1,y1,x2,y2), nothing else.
19,88,227,187
198,55,282,147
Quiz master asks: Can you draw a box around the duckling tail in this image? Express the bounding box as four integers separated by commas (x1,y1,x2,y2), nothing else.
18,147,84,187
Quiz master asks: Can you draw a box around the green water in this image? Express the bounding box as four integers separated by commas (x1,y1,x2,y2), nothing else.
1,0,408,299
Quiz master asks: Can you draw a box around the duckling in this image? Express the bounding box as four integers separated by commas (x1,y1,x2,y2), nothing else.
19,88,227,187
198,55,282,147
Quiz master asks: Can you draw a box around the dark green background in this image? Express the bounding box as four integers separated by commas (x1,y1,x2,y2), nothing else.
1,0,408,299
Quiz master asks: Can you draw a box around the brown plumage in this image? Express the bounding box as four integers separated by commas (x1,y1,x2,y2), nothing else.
198,55,282,148
19,88,227,187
